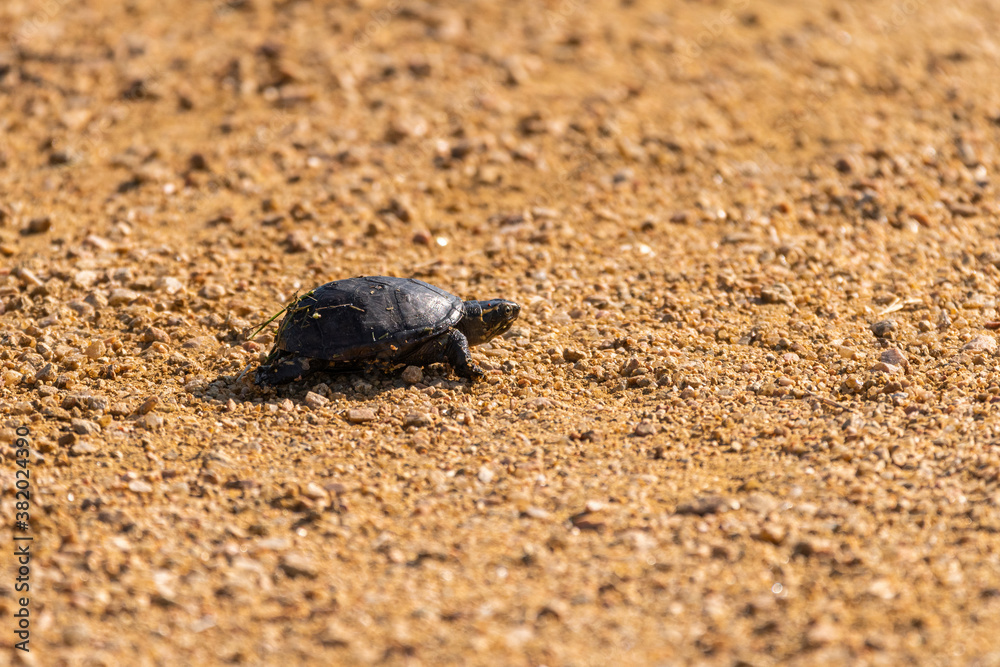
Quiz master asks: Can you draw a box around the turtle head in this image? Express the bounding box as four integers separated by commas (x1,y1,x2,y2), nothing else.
459,299,520,345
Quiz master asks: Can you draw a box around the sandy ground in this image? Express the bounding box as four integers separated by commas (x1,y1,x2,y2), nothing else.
2,0,1000,665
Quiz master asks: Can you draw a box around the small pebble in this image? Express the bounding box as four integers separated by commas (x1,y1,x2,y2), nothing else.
108,288,139,306
137,414,164,430
199,284,227,300
404,412,432,428
870,320,897,338
138,396,160,415
279,553,319,579
633,420,657,436
962,334,997,353
304,391,329,409
128,480,154,494
71,418,101,435
346,408,377,423
155,276,185,295
70,441,98,456
23,216,52,234
401,366,423,384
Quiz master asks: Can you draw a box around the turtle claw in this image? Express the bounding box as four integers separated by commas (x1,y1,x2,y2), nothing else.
461,364,487,381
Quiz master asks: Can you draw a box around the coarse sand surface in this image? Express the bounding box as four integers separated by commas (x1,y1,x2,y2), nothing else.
2,0,1000,665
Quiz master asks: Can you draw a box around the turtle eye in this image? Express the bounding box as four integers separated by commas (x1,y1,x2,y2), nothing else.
503,304,512,317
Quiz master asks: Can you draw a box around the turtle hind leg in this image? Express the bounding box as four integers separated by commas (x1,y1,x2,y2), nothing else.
254,353,328,386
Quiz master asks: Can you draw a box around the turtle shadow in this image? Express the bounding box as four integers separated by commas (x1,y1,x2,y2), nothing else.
195,362,479,412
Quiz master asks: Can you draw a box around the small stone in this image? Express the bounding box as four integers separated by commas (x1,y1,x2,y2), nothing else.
318,621,352,648
128,480,154,493
792,538,835,558
34,363,56,382
108,288,139,306
279,553,319,579
284,231,312,253
563,348,587,363
70,441,98,455
2,370,24,387
675,495,736,516
155,276,185,295
634,420,657,436
880,348,908,371
61,623,89,646
182,336,217,349
760,283,794,305
477,466,495,484
962,334,997,353
188,153,209,171
138,396,160,415
303,482,328,501
71,418,101,435
870,319,897,338
23,216,52,235
620,356,642,377
109,402,131,417
16,268,43,287
757,522,787,544
570,508,609,531
199,284,226,300
83,234,112,251
67,301,94,318
524,506,551,520
404,412,432,428
871,361,903,375
304,391,329,409
346,408,376,424
401,365,423,384
58,432,78,446
805,621,841,648
73,270,100,289
85,340,106,359
137,414,164,430
142,327,171,343
85,293,108,309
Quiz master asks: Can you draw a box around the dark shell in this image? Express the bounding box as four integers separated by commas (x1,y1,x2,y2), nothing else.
273,276,464,362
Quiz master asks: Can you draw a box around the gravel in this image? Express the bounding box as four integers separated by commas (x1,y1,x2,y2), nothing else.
1,1,999,665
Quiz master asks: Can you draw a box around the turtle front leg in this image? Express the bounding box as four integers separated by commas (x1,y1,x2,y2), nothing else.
443,329,486,379
405,329,486,380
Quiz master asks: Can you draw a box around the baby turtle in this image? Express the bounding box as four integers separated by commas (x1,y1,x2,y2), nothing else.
254,276,520,386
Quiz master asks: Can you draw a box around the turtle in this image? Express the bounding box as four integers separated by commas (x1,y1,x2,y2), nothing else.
253,276,520,386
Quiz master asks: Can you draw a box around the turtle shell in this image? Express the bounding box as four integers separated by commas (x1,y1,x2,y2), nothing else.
273,276,464,362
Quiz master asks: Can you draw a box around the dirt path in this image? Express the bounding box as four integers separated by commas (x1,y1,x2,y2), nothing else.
2,0,1000,664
